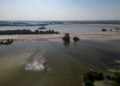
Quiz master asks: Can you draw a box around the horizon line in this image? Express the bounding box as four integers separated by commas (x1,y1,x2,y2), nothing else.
0,20,120,21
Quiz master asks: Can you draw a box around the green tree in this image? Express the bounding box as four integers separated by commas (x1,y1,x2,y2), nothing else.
62,33,70,43
73,36,79,42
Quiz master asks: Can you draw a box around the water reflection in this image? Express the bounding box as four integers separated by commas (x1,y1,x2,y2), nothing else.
63,42,70,46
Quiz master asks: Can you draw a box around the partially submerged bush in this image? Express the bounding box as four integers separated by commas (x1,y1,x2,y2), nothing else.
101,29,107,32
83,70,104,86
73,36,79,42
83,71,120,86
106,72,120,86
62,33,70,43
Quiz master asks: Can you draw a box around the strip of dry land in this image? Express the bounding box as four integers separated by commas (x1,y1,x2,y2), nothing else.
0,32,120,41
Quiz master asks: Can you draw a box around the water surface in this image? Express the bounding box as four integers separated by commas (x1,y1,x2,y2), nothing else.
0,24,120,33
0,40,120,86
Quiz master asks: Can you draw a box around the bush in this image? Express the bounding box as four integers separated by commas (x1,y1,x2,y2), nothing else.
83,71,104,86
86,72,96,82
101,29,107,32
62,33,70,43
73,36,79,42
84,80,94,86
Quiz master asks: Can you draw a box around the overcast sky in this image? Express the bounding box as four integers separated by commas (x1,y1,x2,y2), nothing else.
0,0,120,20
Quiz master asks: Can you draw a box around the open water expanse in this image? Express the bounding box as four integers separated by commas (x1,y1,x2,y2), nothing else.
0,40,120,86
0,24,120,33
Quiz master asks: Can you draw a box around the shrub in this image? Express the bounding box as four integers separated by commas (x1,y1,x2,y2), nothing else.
73,36,79,42
84,80,94,86
83,71,104,86
62,33,70,43
101,29,107,32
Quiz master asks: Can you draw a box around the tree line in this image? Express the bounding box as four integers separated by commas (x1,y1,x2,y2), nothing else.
0,29,59,35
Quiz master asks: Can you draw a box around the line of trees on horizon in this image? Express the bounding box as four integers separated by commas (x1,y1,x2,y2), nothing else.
0,29,59,35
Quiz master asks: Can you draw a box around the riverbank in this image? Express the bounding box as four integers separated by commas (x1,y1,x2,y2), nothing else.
0,32,120,41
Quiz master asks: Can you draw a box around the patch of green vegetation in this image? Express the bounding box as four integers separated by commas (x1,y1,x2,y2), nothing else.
62,33,70,43
83,70,120,86
73,36,79,42
83,70,104,86
101,29,107,32
0,29,59,35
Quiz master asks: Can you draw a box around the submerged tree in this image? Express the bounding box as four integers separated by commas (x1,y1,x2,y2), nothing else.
62,33,70,43
115,28,119,32
73,36,79,42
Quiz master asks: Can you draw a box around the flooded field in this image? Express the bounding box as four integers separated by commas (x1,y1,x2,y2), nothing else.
0,40,120,86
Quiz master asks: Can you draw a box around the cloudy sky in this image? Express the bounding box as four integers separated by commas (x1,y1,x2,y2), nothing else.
0,0,120,20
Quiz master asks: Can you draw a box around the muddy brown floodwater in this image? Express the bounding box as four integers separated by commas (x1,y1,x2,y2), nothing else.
0,40,120,86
